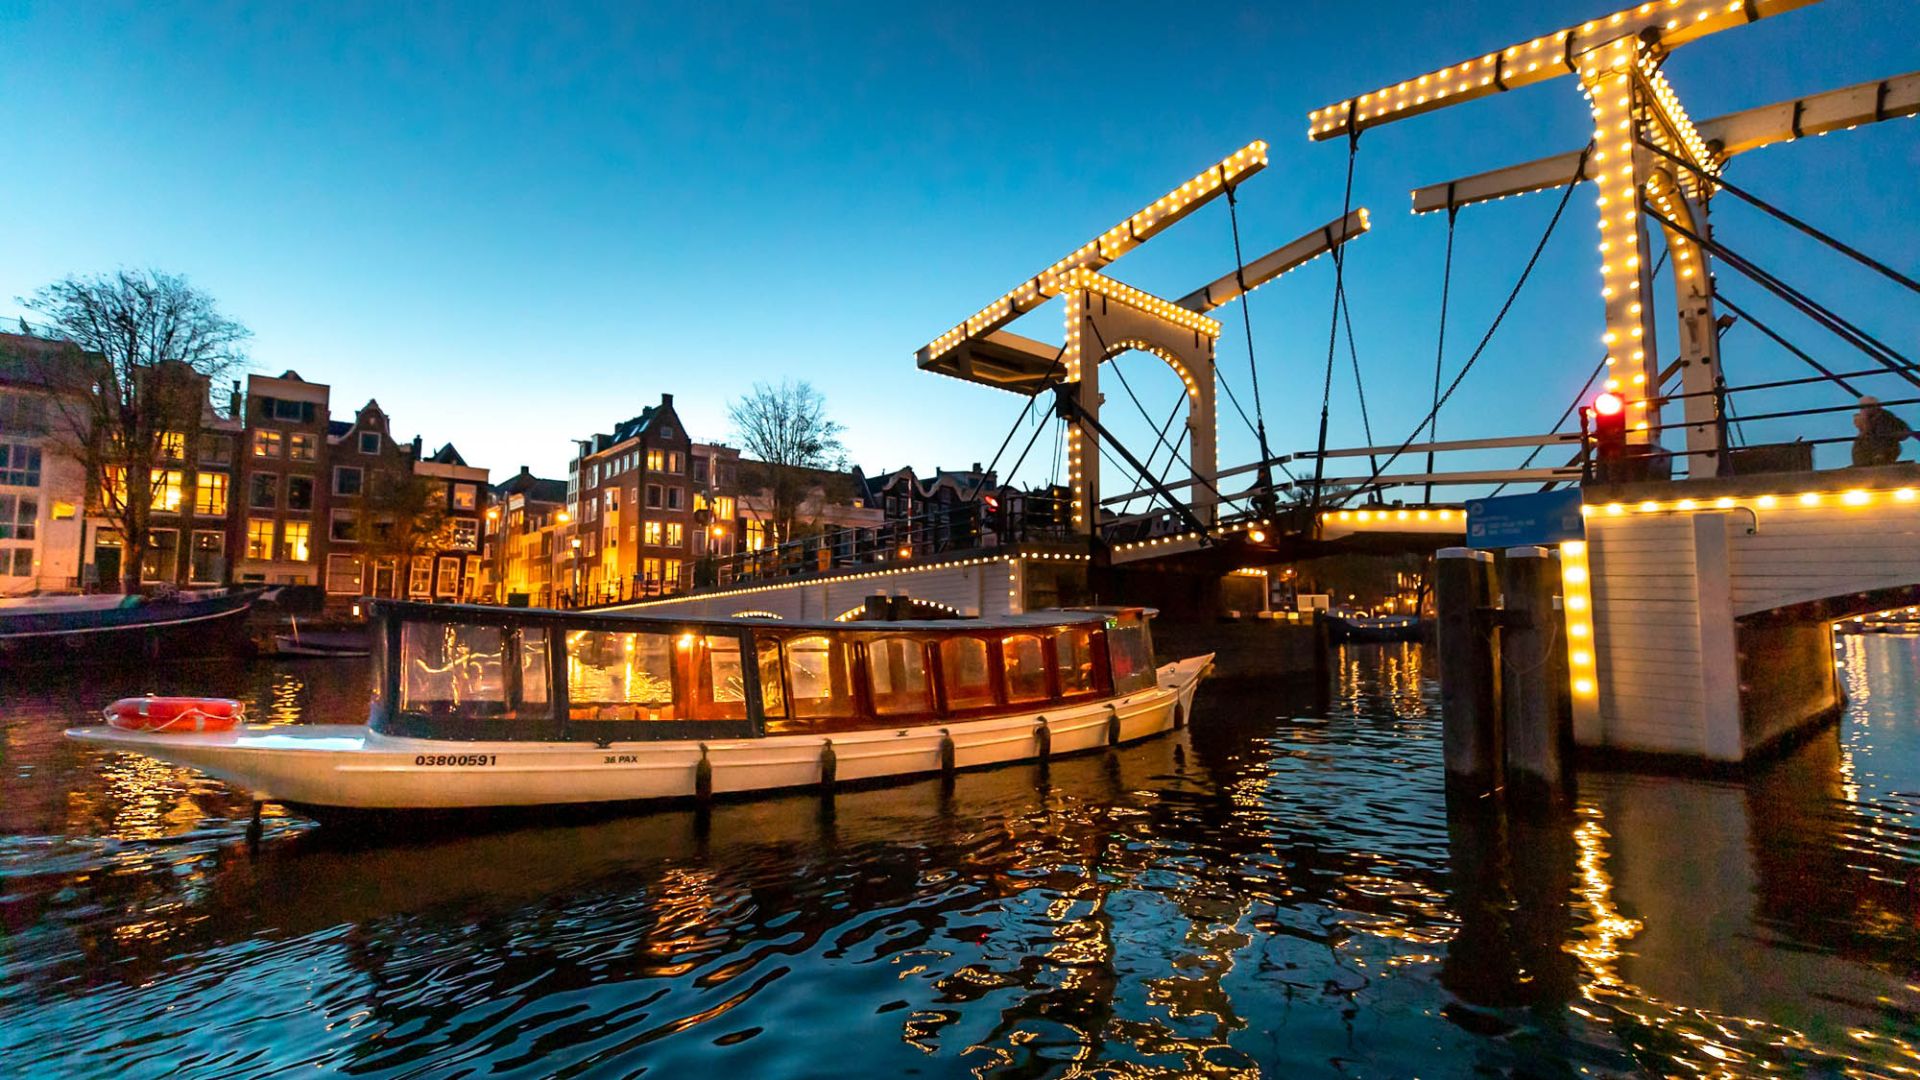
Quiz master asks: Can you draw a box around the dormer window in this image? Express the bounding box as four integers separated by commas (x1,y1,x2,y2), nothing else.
359,432,380,455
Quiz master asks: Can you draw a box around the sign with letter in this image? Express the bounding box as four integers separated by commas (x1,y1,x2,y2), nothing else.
1465,489,1585,549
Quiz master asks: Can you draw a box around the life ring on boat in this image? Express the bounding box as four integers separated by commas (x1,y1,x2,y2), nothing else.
103,696,246,733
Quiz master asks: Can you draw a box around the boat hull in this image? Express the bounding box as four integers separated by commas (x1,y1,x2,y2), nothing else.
0,589,262,668
67,654,1211,813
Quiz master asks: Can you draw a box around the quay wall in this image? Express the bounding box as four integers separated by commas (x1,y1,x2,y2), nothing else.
600,554,1090,623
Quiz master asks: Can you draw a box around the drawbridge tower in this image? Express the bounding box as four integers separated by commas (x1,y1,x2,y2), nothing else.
916,143,1370,538
1308,0,1823,477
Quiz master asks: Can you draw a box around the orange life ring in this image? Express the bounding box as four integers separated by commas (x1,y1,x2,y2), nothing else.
103,696,246,733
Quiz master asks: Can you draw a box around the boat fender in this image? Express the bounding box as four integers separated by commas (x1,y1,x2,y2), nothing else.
938,729,956,775
694,743,713,802
819,738,837,790
1034,717,1051,761
1105,705,1121,747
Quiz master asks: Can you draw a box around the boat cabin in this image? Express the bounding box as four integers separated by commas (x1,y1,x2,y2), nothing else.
368,601,1160,742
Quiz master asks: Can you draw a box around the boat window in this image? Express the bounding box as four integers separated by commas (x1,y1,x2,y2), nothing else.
400,622,509,716
517,628,550,707
1053,626,1098,695
690,634,748,721
1107,619,1157,693
757,637,786,718
567,629,678,721
867,636,931,716
786,634,855,719
939,636,996,710
1001,633,1049,704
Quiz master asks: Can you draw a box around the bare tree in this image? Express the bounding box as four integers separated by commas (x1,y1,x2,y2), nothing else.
727,379,846,546
353,471,454,592
17,270,249,593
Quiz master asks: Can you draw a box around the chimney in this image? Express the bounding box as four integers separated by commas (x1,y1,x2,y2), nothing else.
230,379,243,419
411,435,423,458
972,462,982,473
519,465,531,479
661,392,674,407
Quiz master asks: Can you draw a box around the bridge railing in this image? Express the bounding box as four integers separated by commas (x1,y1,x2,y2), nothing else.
560,494,1077,607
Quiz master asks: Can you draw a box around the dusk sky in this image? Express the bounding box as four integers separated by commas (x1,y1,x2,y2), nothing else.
3,1,1915,495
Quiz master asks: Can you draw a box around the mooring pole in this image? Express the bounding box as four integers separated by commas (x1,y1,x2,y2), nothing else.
1500,547,1569,807
1436,547,1501,795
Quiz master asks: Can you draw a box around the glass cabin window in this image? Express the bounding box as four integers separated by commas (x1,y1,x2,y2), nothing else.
757,637,786,718
567,629,677,721
1053,626,1098,695
1107,620,1157,693
867,636,931,716
939,636,996,710
691,634,748,721
400,622,508,716
1002,634,1049,704
785,634,854,718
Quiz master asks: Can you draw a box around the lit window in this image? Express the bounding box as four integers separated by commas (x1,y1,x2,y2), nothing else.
867,636,931,715
158,431,187,460
193,473,228,516
152,470,186,513
1002,634,1049,703
453,484,477,511
665,522,683,546
283,521,311,562
663,558,681,588
647,449,665,472
246,518,275,560
450,518,479,551
940,637,996,709
785,635,853,719
252,430,282,457
1053,626,1098,695
644,521,663,545
436,556,460,596
289,433,316,461
712,496,735,521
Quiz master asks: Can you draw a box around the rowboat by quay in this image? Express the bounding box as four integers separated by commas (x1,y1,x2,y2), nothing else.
67,600,1211,819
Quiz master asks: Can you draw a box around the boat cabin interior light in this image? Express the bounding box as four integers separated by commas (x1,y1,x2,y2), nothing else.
371,601,1159,743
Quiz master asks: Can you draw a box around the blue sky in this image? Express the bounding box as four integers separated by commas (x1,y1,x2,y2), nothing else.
3,1,1915,496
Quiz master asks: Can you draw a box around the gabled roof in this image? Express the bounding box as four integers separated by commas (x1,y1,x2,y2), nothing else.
426,443,467,466
327,420,352,438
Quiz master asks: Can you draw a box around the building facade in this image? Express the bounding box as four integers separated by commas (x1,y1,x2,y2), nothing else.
486,466,568,606
0,333,86,593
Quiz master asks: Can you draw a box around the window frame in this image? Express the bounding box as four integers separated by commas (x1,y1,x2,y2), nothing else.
333,465,364,497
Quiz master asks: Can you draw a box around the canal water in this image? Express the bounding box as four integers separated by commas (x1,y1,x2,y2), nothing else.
1,639,1915,1078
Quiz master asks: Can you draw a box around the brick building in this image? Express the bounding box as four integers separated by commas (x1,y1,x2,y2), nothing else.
485,465,568,606
233,371,487,604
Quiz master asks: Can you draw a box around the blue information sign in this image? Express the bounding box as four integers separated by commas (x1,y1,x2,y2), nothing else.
1464,489,1585,549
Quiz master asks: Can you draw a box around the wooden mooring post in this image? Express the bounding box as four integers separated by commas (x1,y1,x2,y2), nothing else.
1435,548,1501,795
1500,546,1570,806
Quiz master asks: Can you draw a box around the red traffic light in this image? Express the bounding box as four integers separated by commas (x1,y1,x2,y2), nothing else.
1592,391,1625,417
982,494,1000,512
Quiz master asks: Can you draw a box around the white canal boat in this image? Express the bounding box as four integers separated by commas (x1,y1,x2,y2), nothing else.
68,601,1210,817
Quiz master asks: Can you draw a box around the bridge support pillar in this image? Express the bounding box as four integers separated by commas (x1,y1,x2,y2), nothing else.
1436,547,1502,795
1501,546,1570,806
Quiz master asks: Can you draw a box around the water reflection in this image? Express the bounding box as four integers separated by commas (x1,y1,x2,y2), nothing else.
0,644,1915,1076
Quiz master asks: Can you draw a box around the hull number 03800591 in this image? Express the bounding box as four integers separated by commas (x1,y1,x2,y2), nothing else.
414,754,497,767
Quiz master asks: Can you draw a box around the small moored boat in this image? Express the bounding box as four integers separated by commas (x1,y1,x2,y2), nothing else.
67,600,1211,817
0,588,264,667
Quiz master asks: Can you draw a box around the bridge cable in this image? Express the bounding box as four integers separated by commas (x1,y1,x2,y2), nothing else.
1716,291,1868,398
1424,202,1460,502
966,342,1069,503
1338,279,1380,480
1309,131,1362,513
1107,353,1195,487
1485,247,1671,497
1637,139,1920,298
1000,410,1056,494
1640,202,1920,387
1225,183,1280,514
1336,143,1591,507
